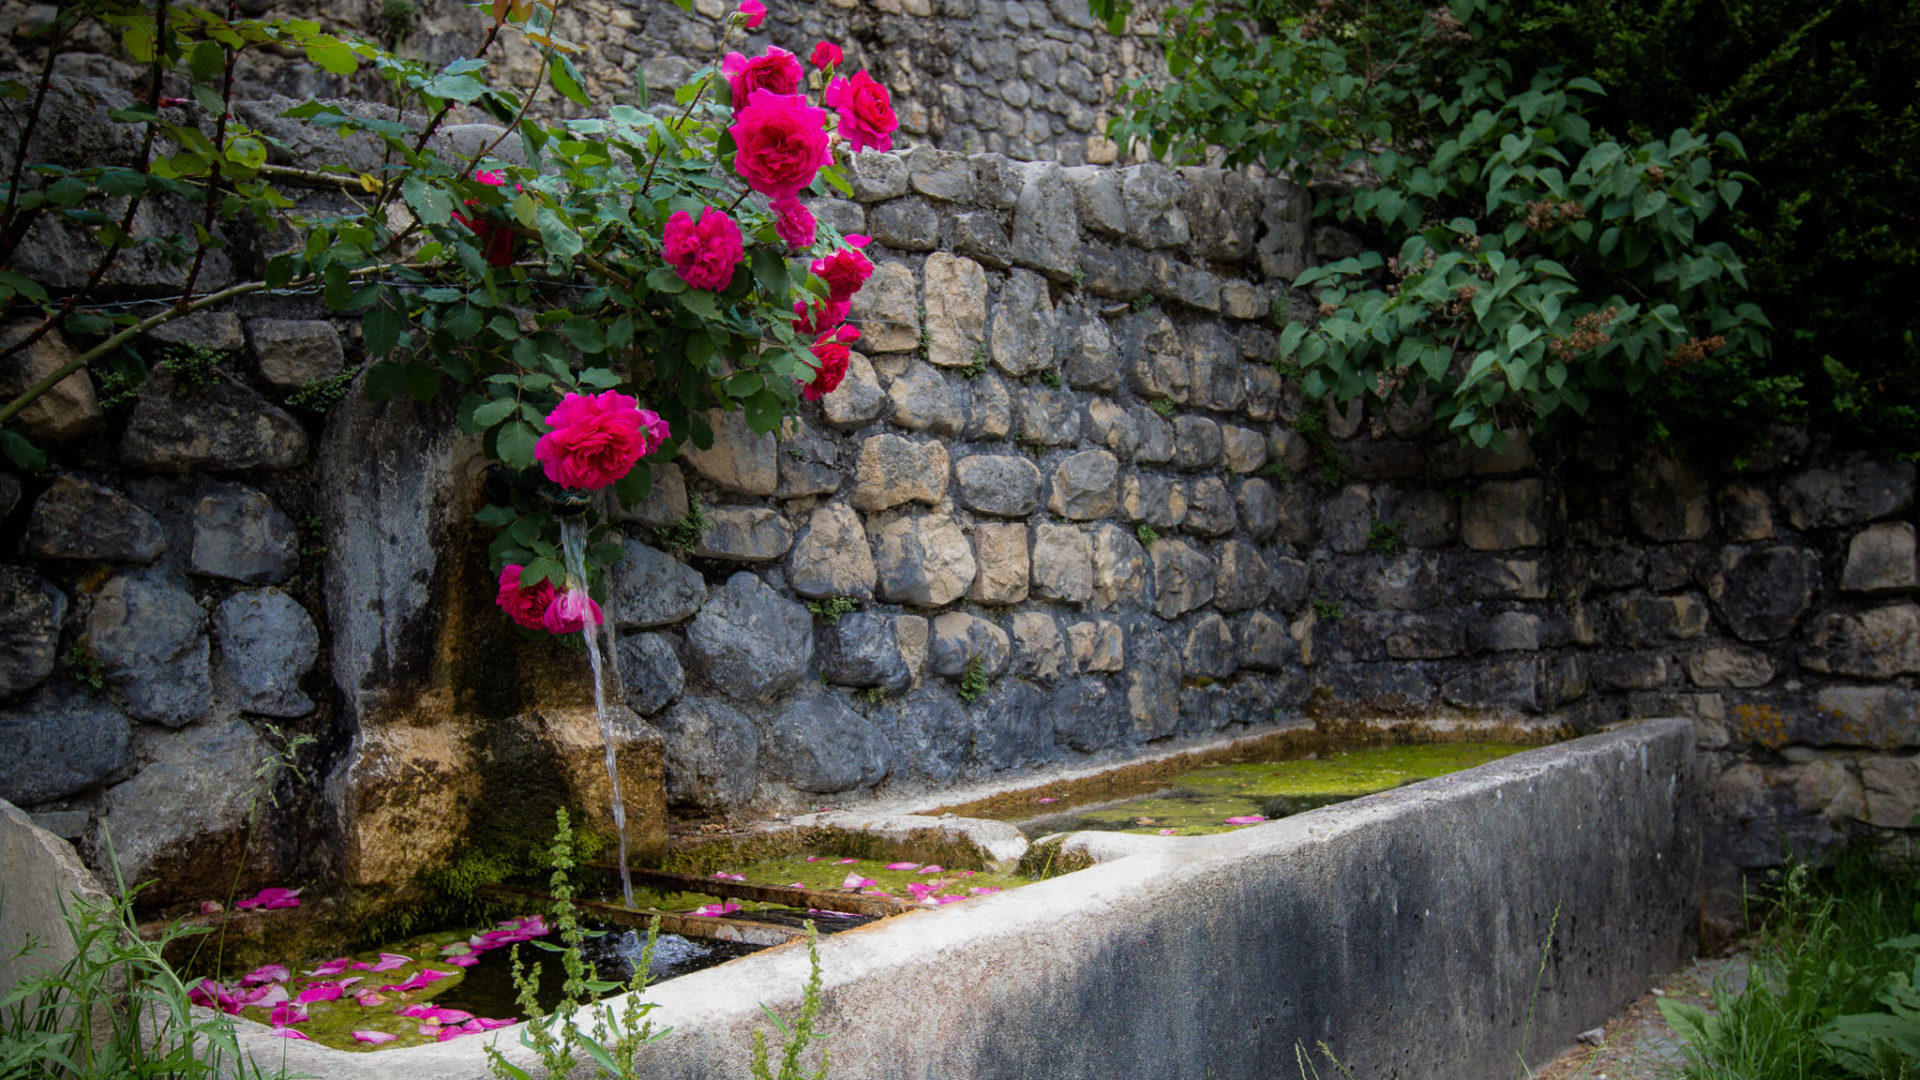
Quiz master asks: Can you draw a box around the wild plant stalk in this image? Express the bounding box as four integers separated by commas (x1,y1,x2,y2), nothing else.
1515,902,1561,1079
0,871,290,1080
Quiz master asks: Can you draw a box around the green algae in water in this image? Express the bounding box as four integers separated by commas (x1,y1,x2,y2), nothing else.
586,855,1031,914
1021,742,1529,836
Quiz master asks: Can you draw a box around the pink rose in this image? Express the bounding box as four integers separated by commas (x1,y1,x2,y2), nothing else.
535,390,669,490
738,0,765,26
792,297,850,337
542,589,603,635
810,245,873,303
496,565,556,630
662,206,744,291
810,42,842,69
771,196,816,250
721,46,802,105
824,70,898,153
729,90,832,200
800,325,859,402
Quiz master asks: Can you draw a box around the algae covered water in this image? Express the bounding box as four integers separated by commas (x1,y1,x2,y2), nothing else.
1011,742,1529,836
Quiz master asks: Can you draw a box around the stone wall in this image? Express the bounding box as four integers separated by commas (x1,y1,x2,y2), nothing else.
0,72,1914,936
0,0,1161,165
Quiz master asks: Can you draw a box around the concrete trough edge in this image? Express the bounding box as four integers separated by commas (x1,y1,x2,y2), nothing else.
239,718,1701,1080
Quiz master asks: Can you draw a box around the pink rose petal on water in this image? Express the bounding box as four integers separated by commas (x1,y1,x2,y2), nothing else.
295,982,345,1004
804,855,821,863
1223,815,1267,825
841,872,876,890
267,1028,310,1040
805,908,859,919
689,901,741,918
1159,828,1178,836
907,882,939,902
934,895,965,905
712,872,747,881
446,954,479,967
268,1002,308,1027
352,1030,397,1045
369,953,411,972
198,901,222,915
236,887,302,911
968,886,1001,897
240,964,290,986
384,969,453,993
238,984,289,1008
474,1017,516,1030
306,958,352,977
418,1023,442,1037
885,862,919,871
355,991,387,1007
1037,797,1058,804
920,865,943,874
834,857,858,865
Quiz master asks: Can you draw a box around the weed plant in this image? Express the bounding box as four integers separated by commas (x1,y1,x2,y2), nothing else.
1664,847,1920,1080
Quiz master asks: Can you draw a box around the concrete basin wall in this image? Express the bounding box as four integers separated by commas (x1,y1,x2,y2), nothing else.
243,719,1699,1080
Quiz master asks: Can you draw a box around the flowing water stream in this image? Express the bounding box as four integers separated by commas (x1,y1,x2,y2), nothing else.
559,515,635,909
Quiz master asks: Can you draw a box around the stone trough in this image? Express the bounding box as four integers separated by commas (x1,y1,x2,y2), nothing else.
210,718,1697,1080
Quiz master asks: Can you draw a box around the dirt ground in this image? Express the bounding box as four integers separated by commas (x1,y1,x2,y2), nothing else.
1534,954,1750,1080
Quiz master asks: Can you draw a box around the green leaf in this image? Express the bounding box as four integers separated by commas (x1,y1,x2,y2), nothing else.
471,396,517,427
364,360,407,401
362,298,403,356
646,266,687,294
404,361,440,401
45,176,88,207
322,262,352,310
743,389,782,434
563,317,605,353
1,428,47,472
535,206,583,260
189,40,227,82
305,38,359,75
551,55,591,107
402,177,455,227
614,462,652,506
590,541,627,565
497,421,540,468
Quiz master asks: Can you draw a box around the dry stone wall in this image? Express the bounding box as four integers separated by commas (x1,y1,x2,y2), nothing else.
0,0,1163,165
0,73,1914,936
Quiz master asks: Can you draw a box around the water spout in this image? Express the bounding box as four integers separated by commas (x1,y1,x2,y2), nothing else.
559,516,635,909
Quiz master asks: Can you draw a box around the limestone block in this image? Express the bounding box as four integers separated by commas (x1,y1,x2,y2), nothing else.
1686,644,1775,688
1842,522,1917,594
121,371,306,472
930,611,1011,678
955,454,1043,517
874,514,976,606
20,474,164,563
607,539,706,629
1067,619,1125,673
1016,387,1082,446
1090,524,1147,609
685,572,814,702
657,696,758,815
990,269,1057,376
681,408,778,496
1150,538,1214,619
1629,453,1713,542
850,260,922,355
819,612,926,693
1032,523,1093,603
1047,449,1120,520
1009,611,1066,682
924,253,988,368
1780,462,1914,529
1181,477,1236,538
694,506,793,563
970,521,1030,605
0,322,100,441
189,482,298,584
788,502,876,600
0,701,129,806
213,589,319,717
1801,605,1920,679
616,632,684,715
888,361,965,436
1706,544,1820,641
852,433,949,511
87,573,209,727
768,687,892,794
1183,613,1237,680
821,351,888,429
249,319,344,390
1461,478,1547,550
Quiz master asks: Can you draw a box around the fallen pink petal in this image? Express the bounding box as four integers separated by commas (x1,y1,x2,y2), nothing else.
239,963,290,986
474,1017,517,1030
382,969,453,993
306,958,353,977
351,1029,397,1045
446,954,479,967
354,990,388,1007
236,887,302,911
689,901,741,917
934,895,965,905
1037,797,1058,804
885,862,919,870
712,871,747,881
237,983,289,1008
841,872,877,889
267,1028,311,1041
267,1001,309,1027
1159,828,1178,835
920,865,943,874
198,900,222,915
968,886,1001,896
369,952,411,972
295,982,345,1004
834,857,858,864
1223,815,1267,825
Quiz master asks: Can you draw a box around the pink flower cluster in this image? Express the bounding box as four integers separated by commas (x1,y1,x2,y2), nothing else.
495,565,603,636
535,390,669,491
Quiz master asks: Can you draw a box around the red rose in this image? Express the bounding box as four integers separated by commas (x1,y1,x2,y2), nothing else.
809,245,873,303
534,390,670,490
721,46,803,105
771,196,817,251
541,588,603,635
662,205,744,291
496,565,555,630
801,332,854,402
729,90,832,200
810,42,843,70
738,0,765,27
792,297,850,337
452,170,516,267
824,70,898,153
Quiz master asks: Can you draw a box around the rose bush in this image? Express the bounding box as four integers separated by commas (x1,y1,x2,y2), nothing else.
0,0,903,636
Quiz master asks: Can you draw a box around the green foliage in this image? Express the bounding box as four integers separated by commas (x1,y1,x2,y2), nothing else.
1099,0,1787,452
859,686,886,705
284,370,356,414
958,343,989,379
1027,368,1063,388
1664,849,1920,1080
0,882,289,1079
160,344,224,388
805,596,860,624
657,494,709,558
1134,522,1159,547
1146,397,1175,417
485,809,670,1080
956,657,992,703
747,926,830,1080
61,644,105,690
1129,293,1152,313
378,0,417,41
1366,518,1402,555
1312,595,1345,621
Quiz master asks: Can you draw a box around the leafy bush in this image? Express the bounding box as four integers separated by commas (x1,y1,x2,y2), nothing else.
1662,849,1920,1080
1097,0,1918,454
